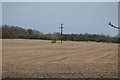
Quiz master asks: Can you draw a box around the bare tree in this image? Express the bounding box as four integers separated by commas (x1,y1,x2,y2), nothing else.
108,21,120,29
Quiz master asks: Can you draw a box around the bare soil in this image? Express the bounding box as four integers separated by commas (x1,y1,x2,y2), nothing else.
2,39,118,78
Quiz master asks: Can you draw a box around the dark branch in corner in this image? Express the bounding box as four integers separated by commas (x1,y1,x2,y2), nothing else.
108,21,120,29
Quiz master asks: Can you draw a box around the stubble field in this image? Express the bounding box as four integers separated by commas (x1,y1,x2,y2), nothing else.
2,39,118,78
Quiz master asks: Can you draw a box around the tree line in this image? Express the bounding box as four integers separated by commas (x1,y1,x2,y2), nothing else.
1,25,120,43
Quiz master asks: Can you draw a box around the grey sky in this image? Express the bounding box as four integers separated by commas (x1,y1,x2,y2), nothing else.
2,2,118,36
0,2,2,26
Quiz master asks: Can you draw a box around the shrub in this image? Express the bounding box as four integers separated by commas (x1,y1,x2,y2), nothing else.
51,38,57,43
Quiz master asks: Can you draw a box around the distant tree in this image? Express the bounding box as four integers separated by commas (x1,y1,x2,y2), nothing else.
26,29,33,35
2,25,27,38
2,24,119,43
0,26,1,38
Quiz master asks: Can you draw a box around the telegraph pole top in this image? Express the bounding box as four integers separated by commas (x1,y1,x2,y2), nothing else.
59,24,64,43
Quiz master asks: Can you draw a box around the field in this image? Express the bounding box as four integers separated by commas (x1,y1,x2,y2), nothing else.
2,39,118,78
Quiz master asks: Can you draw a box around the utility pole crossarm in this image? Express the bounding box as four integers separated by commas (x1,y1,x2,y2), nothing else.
108,22,120,29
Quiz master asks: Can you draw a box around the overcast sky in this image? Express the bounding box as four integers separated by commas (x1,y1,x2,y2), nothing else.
2,2,118,36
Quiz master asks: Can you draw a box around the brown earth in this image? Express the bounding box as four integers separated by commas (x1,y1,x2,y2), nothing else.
2,39,118,78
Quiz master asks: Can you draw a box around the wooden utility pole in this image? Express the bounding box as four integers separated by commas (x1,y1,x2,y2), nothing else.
59,24,64,43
